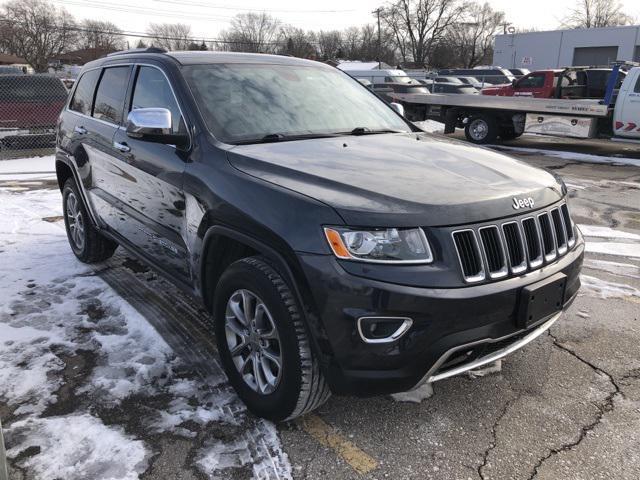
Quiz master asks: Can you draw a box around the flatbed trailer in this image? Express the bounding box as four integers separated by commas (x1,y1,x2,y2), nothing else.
391,64,640,145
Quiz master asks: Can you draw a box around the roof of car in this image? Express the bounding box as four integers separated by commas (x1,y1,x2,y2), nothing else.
86,49,329,69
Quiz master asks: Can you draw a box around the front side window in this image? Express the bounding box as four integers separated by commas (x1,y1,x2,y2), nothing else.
518,74,545,88
70,69,101,115
94,66,130,125
130,66,183,133
183,64,410,144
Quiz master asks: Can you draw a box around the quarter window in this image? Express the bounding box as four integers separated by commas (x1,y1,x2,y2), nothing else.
93,66,130,125
70,69,101,115
130,66,183,133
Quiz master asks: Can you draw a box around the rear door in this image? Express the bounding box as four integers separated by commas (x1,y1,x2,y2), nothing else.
78,65,134,230
111,64,190,278
615,71,640,139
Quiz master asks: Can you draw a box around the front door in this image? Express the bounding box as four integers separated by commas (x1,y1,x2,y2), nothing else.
615,73,640,139
513,72,548,98
111,64,190,279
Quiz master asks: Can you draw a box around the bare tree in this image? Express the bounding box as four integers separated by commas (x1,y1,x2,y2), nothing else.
0,0,77,72
562,0,634,28
219,13,281,53
279,27,316,58
146,23,193,51
78,20,125,51
380,0,463,64
448,2,504,67
317,30,343,60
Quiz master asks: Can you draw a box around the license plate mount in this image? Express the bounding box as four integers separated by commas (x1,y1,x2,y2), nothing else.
518,273,567,328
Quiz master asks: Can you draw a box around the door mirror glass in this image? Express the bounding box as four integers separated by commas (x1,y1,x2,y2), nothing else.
390,102,405,117
126,108,188,146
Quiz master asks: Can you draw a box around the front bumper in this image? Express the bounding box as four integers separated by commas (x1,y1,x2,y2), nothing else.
297,233,584,396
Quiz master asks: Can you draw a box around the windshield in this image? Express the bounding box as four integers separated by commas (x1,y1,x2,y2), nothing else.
183,63,410,144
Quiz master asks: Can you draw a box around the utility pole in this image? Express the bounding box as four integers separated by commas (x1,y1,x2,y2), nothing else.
372,7,383,69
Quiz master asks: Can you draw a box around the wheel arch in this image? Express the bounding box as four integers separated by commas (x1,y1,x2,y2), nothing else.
199,225,332,367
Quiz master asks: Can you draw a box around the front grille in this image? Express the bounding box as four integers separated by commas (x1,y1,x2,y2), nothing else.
479,226,507,278
452,201,575,283
452,230,484,281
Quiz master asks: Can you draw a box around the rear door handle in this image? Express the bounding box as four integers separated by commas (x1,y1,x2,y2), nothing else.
74,126,87,134
113,141,131,153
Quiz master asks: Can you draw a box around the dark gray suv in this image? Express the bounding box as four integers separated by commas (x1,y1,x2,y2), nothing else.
56,49,583,421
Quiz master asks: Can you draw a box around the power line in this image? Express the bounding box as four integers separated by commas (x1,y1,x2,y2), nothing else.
153,0,357,14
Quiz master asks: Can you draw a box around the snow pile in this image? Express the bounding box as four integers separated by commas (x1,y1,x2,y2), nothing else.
413,120,445,134
391,382,434,403
6,414,148,480
580,274,640,299
583,259,640,279
467,359,503,379
578,224,640,241
0,163,292,480
490,145,640,168
578,224,640,259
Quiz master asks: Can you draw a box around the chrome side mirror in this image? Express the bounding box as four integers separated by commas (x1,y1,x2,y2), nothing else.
126,107,188,147
390,102,405,117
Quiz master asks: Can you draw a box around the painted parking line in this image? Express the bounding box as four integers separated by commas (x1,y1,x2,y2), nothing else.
298,414,378,475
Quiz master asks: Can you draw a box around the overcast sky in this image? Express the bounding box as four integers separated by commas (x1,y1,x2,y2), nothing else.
42,0,640,39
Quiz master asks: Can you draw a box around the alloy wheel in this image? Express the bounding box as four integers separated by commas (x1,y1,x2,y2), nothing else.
66,191,85,251
469,118,489,141
225,289,283,395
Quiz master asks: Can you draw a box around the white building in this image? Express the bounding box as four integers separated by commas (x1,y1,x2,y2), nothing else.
493,25,640,70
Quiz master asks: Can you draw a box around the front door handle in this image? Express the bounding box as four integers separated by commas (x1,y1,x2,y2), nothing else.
113,141,131,153
74,125,87,134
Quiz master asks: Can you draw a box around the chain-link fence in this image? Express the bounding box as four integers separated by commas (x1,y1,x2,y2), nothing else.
0,73,70,160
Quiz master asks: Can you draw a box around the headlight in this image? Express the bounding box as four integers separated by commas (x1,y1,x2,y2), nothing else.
324,227,433,264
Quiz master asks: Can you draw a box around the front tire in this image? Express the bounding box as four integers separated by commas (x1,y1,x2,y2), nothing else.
464,114,498,144
62,178,118,263
214,256,330,421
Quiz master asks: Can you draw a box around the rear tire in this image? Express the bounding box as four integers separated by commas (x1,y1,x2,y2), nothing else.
214,256,330,421
464,114,498,144
62,178,118,263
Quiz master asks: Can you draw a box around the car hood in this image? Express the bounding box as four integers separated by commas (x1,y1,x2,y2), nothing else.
226,133,564,227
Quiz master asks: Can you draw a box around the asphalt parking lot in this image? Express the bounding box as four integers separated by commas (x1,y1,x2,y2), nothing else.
1,137,639,480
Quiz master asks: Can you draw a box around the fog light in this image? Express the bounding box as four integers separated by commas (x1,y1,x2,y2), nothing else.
357,317,413,344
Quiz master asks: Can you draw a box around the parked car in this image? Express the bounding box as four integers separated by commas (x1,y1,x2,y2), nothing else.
338,66,418,86
457,76,484,89
438,67,515,85
433,76,463,84
423,82,479,94
481,68,626,99
508,68,530,78
373,82,430,102
0,74,68,149
56,49,583,421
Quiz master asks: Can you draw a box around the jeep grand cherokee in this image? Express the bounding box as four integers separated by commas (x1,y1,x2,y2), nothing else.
56,48,583,421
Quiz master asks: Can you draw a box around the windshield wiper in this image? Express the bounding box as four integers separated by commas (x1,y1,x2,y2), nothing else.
345,127,405,136
233,132,340,145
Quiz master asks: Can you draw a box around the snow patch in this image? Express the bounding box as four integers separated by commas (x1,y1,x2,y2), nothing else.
579,224,640,241
413,120,445,134
583,259,640,279
467,359,503,379
584,242,640,259
580,274,640,299
0,155,55,175
390,382,434,403
489,145,640,168
6,414,148,480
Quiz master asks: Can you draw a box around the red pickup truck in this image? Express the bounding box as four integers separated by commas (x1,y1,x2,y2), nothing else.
481,68,625,99
0,75,69,149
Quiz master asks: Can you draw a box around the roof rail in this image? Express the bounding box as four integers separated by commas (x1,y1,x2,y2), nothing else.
107,47,167,57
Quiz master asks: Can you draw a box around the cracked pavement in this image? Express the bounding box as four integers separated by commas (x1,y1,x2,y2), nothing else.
280,141,640,480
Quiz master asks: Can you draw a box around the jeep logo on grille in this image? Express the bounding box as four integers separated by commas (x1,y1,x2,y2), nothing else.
512,196,534,210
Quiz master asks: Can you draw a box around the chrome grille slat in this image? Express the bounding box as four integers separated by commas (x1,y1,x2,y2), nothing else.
451,202,575,283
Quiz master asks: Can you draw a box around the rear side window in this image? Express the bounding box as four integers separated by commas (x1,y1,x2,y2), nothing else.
130,66,183,133
94,66,130,125
70,69,100,115
635,77,640,93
